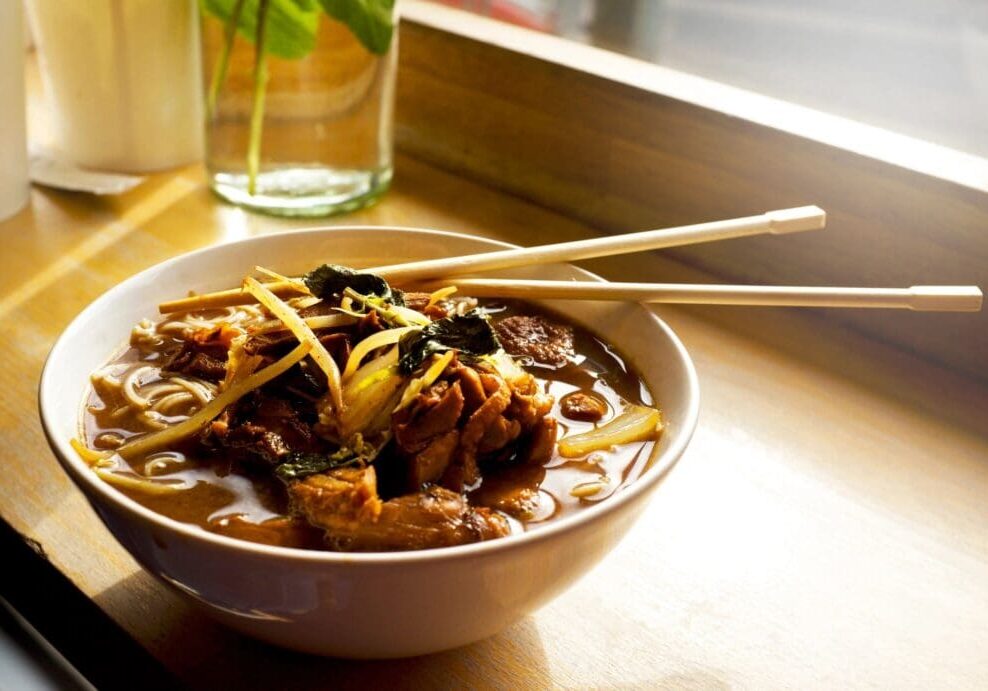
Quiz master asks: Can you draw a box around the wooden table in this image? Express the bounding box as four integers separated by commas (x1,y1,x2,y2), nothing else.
4,66,988,691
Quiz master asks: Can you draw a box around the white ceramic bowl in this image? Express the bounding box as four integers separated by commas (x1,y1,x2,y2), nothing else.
39,227,699,658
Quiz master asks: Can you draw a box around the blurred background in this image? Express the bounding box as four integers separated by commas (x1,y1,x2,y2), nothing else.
429,0,988,157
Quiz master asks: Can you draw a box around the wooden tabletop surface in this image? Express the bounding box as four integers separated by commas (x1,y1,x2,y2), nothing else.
3,67,988,691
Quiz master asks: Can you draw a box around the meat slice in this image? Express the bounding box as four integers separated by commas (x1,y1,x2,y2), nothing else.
477,415,521,455
390,356,558,493
441,373,511,491
402,292,431,313
288,467,383,531
393,381,465,451
453,363,487,414
393,380,466,488
205,392,320,465
505,369,554,429
289,466,511,551
469,463,546,520
400,292,463,320
408,430,460,487
494,315,574,367
297,300,337,318
244,331,351,368
207,515,325,550
518,416,557,465
163,342,228,382
356,311,385,337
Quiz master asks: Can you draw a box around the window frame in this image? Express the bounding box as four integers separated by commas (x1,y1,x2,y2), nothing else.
396,1,988,382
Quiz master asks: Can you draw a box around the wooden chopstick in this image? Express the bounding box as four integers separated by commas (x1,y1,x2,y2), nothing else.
428,279,984,312
157,207,826,314
372,206,826,283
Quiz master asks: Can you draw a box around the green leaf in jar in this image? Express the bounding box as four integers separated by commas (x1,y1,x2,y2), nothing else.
317,0,395,55
201,0,320,60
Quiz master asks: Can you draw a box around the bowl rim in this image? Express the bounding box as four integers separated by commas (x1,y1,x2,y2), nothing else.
39,225,700,565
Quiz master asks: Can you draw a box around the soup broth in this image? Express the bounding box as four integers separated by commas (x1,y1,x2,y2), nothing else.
82,278,660,552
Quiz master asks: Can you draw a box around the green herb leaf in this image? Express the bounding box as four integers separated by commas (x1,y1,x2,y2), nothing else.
317,0,395,55
274,448,363,482
303,264,403,305
201,0,320,60
398,311,500,374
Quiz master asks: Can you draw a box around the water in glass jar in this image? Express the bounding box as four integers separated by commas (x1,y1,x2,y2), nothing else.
202,15,396,217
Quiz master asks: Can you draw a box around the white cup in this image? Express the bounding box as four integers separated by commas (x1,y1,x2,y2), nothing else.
26,0,203,173
0,1,29,222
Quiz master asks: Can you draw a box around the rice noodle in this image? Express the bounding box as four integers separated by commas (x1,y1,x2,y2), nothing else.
101,361,218,430
131,318,164,348
141,382,187,397
121,366,159,408
94,432,125,449
137,410,170,430
171,377,215,407
151,392,196,415
143,453,189,477
90,363,129,393
151,305,265,340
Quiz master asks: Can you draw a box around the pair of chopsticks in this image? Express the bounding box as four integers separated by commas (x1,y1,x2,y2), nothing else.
376,206,981,313
158,206,981,313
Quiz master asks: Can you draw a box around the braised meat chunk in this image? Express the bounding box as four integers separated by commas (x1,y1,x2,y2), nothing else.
401,292,432,313
391,356,556,493
560,392,607,422
163,341,228,382
288,466,383,528
205,391,323,466
393,380,465,487
289,466,510,551
402,292,477,320
494,315,574,367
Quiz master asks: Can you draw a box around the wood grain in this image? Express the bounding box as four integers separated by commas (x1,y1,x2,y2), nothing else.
396,5,988,385
2,44,987,689
3,152,987,689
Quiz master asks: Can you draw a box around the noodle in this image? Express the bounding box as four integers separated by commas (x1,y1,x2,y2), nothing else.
79,264,664,553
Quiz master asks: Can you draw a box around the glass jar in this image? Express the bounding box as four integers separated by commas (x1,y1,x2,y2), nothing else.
201,6,397,217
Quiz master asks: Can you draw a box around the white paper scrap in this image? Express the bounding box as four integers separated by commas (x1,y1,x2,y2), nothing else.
29,149,144,195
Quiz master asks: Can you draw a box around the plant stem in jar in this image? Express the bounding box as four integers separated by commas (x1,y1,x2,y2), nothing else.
206,0,247,121
247,0,271,195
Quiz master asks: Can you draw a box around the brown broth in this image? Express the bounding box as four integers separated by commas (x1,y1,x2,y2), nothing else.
84,300,658,549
